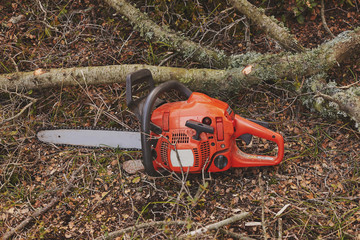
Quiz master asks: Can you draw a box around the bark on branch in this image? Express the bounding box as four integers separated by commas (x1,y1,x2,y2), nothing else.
0,64,252,93
229,0,305,52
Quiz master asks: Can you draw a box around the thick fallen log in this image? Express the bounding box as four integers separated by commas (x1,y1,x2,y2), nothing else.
0,65,248,92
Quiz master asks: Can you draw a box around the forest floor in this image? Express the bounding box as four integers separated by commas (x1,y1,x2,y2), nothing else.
1,0,360,239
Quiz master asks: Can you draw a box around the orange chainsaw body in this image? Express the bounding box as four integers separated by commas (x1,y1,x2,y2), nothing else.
126,69,284,176
150,92,284,173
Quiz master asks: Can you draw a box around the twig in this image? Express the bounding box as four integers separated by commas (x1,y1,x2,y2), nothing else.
9,57,19,72
159,52,178,66
259,173,268,240
315,92,344,109
2,164,85,240
0,101,36,125
0,89,37,125
299,215,312,239
94,220,188,240
337,80,360,89
278,218,283,240
244,17,251,52
220,228,256,240
0,157,20,191
4,89,36,101
36,0,47,20
321,0,335,38
275,204,291,218
190,181,209,207
117,31,133,58
180,212,250,239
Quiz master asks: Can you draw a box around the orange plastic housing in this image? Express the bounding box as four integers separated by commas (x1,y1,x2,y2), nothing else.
150,92,284,173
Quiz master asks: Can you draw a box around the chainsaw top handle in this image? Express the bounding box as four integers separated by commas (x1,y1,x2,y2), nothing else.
141,80,192,176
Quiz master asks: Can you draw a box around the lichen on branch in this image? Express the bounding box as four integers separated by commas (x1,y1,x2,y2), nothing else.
301,73,360,130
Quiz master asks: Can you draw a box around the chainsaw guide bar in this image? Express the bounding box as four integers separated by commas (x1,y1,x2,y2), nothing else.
36,126,142,150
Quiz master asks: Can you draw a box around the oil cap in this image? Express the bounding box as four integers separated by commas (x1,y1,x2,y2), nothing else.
214,155,228,169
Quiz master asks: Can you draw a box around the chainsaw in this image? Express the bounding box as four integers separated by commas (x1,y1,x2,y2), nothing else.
37,69,284,176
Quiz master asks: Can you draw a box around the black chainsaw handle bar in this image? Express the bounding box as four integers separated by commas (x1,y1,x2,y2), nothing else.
141,80,192,176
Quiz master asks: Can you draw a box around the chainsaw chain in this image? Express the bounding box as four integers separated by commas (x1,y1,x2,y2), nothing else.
36,126,142,151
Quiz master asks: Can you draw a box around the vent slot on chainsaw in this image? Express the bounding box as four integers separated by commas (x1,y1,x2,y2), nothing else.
192,142,210,168
171,130,190,144
160,141,169,166
200,141,210,164
193,148,200,168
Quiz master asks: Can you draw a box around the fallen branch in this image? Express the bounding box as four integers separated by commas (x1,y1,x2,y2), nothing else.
312,84,360,131
244,17,252,52
2,164,85,240
180,212,251,239
94,220,188,240
104,0,230,68
229,0,304,52
1,28,358,92
0,64,248,92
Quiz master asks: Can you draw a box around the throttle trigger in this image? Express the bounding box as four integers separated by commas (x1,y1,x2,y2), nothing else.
239,134,253,145
185,120,214,141
238,119,270,145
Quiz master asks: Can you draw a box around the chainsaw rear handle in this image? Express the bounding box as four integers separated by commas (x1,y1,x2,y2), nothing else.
230,115,284,167
141,80,193,176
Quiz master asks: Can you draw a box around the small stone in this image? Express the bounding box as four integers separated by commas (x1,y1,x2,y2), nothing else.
122,160,144,174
